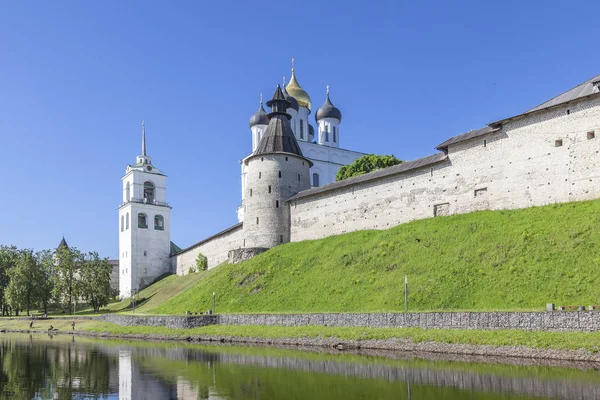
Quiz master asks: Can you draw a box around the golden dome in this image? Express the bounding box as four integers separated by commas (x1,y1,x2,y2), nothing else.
286,68,312,110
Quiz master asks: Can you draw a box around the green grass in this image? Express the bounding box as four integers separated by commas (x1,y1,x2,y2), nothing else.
100,271,208,314
2,318,600,352
144,199,600,314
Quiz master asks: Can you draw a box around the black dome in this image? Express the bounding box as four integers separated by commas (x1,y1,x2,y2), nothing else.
249,101,269,128
282,85,299,112
315,93,342,122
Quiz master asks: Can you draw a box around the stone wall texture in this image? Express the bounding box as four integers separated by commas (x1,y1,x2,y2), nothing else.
290,97,600,241
173,223,243,275
92,311,600,332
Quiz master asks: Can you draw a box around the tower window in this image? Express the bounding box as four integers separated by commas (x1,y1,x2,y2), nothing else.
555,139,563,147
483,139,487,147
154,214,164,230
313,173,320,187
126,182,131,202
300,120,304,139
588,131,595,140
280,235,283,243
286,157,288,161
259,172,262,179
256,217,259,224
268,186,271,193
138,213,148,228
143,181,155,204
298,174,300,181
333,127,337,143
279,171,282,178
126,213,129,230
121,216,124,232
250,189,253,196
276,200,279,208
325,131,329,142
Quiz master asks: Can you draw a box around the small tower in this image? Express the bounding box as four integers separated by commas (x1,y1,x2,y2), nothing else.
286,58,312,143
118,122,172,299
316,85,342,148
242,85,312,249
249,94,269,152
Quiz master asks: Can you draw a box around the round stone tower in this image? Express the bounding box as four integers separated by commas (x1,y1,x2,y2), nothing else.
242,84,312,250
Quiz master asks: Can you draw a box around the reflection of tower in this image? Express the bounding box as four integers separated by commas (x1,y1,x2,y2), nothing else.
119,350,133,400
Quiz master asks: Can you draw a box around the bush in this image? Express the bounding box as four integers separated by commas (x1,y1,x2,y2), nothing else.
196,253,208,272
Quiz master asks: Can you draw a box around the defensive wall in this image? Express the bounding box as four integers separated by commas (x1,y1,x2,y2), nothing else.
172,86,600,272
93,311,600,332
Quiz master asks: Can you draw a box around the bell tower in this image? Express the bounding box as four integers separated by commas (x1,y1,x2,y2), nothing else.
118,122,172,299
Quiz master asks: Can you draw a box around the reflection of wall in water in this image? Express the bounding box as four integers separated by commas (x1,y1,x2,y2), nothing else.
118,349,178,400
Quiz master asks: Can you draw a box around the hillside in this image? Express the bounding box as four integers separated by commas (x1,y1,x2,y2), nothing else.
129,199,600,314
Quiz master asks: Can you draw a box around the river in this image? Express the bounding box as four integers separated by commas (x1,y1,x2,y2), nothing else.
1,333,600,399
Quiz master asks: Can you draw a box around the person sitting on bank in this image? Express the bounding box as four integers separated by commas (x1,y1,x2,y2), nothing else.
29,321,33,329
71,321,75,331
48,325,54,332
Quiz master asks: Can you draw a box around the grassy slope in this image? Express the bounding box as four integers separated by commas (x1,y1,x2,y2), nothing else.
150,199,600,314
101,272,207,314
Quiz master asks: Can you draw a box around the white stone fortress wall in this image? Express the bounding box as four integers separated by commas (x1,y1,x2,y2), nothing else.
289,96,600,241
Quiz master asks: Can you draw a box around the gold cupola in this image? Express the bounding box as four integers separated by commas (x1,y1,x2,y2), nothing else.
286,59,312,111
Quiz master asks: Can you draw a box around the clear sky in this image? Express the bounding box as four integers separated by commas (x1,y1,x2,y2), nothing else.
2,1,600,258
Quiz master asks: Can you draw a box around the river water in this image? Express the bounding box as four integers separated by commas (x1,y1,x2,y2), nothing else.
1,334,600,399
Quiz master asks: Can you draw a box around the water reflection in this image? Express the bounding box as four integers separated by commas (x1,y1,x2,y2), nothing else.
1,334,600,399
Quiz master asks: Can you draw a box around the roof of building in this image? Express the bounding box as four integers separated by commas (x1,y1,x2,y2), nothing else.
170,241,183,255
288,152,448,201
249,100,269,128
436,126,500,151
282,85,299,112
57,236,69,251
253,86,306,159
316,91,342,122
435,74,600,151
286,68,312,110
172,223,243,256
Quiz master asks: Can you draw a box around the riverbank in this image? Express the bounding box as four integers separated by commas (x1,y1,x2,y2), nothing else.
2,318,600,362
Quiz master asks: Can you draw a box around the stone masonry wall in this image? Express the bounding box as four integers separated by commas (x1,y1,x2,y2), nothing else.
173,223,243,275
290,97,600,241
91,311,600,332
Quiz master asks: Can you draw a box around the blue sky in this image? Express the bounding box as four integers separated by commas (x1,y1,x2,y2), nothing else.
1,1,600,258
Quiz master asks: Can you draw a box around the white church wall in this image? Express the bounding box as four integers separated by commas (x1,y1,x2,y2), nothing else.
289,97,600,242
174,223,243,275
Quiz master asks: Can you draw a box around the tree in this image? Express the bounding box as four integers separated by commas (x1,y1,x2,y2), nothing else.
336,154,403,181
53,246,83,313
5,249,45,316
78,252,114,313
36,250,55,315
0,246,19,316
196,253,208,272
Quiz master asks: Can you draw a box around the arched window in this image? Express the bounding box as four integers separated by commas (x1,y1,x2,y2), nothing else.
138,213,148,228
300,120,304,139
126,182,131,201
143,181,155,203
333,127,337,143
126,213,129,230
325,131,329,142
313,173,320,187
154,214,164,230
121,215,124,232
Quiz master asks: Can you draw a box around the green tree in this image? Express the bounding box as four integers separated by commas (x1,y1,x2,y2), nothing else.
36,250,55,315
5,249,45,316
78,252,115,313
53,246,83,313
196,253,208,272
0,245,19,316
336,154,403,181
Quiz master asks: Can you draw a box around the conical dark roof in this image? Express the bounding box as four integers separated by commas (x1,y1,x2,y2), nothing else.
316,92,342,122
254,85,305,158
57,236,69,251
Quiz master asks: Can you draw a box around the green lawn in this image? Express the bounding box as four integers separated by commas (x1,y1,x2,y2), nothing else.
143,199,600,314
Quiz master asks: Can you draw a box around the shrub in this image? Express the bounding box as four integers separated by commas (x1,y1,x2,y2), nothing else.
196,253,208,272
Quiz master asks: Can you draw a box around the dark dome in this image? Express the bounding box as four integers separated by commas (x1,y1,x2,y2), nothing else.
249,101,269,128
282,85,299,112
315,93,342,122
